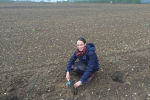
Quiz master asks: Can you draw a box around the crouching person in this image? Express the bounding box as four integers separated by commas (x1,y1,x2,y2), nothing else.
65,37,99,88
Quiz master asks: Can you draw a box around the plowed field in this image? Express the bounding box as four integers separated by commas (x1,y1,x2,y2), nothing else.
0,3,150,100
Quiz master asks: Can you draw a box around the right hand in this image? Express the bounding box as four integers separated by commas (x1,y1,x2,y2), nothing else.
66,71,70,81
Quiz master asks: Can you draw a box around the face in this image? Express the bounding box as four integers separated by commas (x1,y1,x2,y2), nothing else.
77,40,86,51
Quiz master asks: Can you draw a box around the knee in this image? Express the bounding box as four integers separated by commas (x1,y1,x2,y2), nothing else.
73,67,80,72
71,65,75,70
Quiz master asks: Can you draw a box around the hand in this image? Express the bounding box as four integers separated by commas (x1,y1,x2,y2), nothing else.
66,71,70,81
74,81,82,88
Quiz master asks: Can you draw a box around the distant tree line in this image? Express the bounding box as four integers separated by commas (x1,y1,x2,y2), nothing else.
0,0,12,3
72,0,141,3
0,0,141,3
0,0,35,3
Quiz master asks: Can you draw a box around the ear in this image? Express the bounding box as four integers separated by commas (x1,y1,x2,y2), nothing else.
84,43,86,46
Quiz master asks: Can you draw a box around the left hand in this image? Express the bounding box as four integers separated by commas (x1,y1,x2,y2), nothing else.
74,81,82,88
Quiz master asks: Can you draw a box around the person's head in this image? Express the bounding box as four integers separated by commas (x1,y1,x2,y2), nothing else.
76,37,86,51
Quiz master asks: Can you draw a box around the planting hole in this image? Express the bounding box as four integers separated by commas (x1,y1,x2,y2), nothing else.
112,77,123,83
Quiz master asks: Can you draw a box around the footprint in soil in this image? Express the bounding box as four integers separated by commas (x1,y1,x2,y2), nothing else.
7,87,15,92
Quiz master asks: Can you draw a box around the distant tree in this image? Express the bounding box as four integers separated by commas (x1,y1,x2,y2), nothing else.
40,0,44,2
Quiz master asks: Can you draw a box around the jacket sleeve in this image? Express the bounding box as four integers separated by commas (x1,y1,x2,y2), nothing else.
65,52,77,72
80,53,96,84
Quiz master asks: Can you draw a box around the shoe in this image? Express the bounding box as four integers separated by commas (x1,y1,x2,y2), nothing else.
86,74,95,83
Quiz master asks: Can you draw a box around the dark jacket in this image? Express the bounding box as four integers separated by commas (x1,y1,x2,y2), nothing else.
65,43,99,84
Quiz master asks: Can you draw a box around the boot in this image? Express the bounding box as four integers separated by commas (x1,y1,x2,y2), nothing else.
86,74,95,83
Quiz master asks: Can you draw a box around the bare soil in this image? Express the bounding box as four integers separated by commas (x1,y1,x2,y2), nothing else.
0,3,150,100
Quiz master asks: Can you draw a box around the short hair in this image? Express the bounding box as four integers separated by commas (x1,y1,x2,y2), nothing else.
77,37,86,44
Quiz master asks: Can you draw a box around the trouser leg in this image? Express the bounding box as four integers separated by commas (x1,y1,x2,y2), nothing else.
73,66,85,74
71,61,86,74
71,61,97,75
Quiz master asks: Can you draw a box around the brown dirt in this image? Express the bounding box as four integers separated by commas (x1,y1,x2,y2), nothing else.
0,3,150,100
